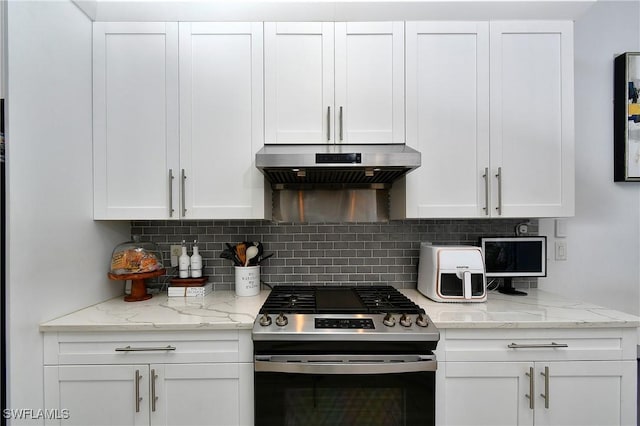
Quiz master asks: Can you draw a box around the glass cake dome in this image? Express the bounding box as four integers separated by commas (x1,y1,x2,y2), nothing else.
109,235,164,275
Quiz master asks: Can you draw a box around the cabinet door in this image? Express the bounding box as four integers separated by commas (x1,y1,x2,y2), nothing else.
535,361,636,426
403,22,490,218
93,22,179,219
44,365,150,426
179,22,264,219
334,22,404,143
150,363,254,426
264,22,334,143
442,362,534,426
490,21,574,217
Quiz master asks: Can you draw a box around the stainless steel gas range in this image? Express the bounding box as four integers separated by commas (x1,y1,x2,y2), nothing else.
252,285,440,426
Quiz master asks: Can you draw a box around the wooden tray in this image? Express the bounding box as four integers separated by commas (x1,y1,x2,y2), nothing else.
169,276,209,287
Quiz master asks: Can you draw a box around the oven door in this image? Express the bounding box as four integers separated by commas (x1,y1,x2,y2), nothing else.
254,354,436,426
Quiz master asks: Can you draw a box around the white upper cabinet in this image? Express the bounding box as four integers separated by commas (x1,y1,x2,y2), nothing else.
93,22,265,220
93,19,573,220
264,22,334,144
179,22,264,219
334,22,405,143
490,21,574,218
264,21,404,144
93,22,179,220
400,20,574,218
403,21,490,218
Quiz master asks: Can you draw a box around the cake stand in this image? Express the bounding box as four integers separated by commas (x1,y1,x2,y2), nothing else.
108,268,166,302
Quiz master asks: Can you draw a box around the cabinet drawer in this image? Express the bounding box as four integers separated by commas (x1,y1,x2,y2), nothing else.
442,328,636,362
44,330,253,365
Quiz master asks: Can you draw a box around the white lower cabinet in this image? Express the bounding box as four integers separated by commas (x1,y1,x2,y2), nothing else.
152,363,253,426
43,331,254,426
438,328,637,426
44,364,149,426
535,361,634,426
442,360,634,426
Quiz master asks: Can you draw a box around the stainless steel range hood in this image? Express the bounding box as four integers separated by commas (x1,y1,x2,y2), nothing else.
256,144,420,189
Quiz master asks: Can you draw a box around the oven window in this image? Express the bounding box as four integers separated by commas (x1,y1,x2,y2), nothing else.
255,372,435,426
285,387,403,425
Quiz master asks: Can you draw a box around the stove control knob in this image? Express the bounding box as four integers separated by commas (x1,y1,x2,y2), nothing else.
416,314,429,328
399,314,412,328
383,313,396,327
259,313,272,327
275,313,288,327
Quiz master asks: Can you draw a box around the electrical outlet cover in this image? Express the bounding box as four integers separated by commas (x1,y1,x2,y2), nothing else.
170,245,181,267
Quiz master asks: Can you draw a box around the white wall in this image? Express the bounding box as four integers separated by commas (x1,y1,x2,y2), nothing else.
539,0,640,316
5,0,128,421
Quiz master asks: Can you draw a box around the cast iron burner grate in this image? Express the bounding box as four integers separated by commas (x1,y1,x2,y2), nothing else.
354,287,425,314
259,287,317,313
259,285,424,315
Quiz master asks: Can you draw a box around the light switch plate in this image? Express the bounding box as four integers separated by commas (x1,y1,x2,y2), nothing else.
555,240,567,261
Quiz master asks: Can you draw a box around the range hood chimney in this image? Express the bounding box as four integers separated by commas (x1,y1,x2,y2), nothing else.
256,144,420,189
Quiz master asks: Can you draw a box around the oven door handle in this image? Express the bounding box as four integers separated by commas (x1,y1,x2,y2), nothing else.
254,354,437,375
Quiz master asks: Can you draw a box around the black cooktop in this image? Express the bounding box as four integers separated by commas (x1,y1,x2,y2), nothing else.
259,285,424,315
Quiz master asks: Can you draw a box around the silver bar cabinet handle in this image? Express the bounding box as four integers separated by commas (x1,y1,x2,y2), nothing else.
508,342,568,349
525,366,534,410
495,166,502,215
339,106,343,141
327,106,331,141
168,169,175,218
135,369,142,413
151,368,158,412
540,366,550,408
181,169,187,217
482,167,489,215
115,345,177,352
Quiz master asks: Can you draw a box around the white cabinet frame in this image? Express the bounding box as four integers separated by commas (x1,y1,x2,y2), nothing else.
264,21,404,144
404,21,490,217
93,22,179,220
179,22,265,219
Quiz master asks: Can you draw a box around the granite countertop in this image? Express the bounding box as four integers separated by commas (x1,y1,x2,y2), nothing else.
40,288,640,333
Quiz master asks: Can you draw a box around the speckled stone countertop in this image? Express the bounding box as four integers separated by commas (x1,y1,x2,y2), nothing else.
40,288,639,332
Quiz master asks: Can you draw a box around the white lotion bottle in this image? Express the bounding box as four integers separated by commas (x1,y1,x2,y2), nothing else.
178,241,190,278
190,240,202,278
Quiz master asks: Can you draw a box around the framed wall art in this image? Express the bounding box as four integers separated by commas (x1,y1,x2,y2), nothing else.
614,52,640,181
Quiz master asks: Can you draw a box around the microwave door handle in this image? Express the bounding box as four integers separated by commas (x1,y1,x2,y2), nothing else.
463,271,472,300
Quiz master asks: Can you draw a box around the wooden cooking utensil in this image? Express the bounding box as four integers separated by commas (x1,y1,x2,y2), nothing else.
236,243,247,266
245,245,259,267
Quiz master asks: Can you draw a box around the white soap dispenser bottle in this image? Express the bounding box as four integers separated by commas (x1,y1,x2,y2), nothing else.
178,240,190,278
190,240,202,278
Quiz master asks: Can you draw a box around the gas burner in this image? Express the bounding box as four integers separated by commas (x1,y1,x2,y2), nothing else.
260,287,316,314
259,285,425,315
